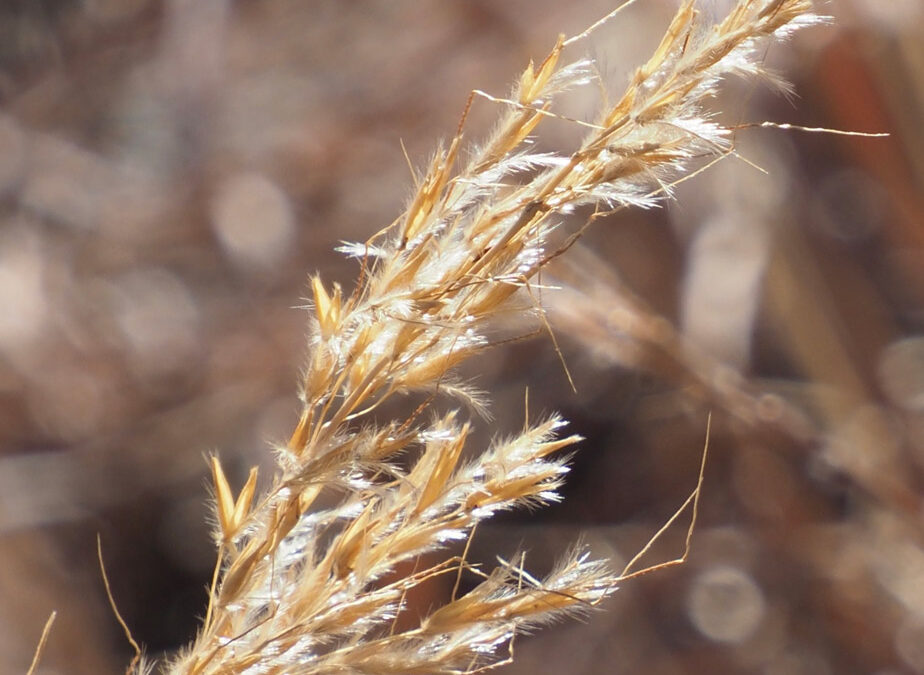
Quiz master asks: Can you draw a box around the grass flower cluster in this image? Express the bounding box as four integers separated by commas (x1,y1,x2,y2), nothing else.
136,2,824,673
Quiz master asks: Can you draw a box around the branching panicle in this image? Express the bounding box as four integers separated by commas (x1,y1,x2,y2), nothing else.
162,2,821,674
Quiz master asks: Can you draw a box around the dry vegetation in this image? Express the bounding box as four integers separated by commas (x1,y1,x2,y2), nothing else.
160,2,819,673
3,1,923,674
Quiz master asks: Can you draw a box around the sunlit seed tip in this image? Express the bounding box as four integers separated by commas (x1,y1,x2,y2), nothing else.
210,456,235,540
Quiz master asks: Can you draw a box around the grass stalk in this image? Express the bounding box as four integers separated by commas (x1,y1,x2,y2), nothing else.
147,2,824,673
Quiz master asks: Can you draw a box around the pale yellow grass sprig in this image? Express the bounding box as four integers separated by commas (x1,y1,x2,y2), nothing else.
158,2,823,674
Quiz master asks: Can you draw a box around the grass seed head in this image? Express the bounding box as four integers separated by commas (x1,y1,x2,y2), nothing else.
162,3,822,674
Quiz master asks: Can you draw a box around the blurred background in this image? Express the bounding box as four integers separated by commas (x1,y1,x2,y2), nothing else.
1,0,922,672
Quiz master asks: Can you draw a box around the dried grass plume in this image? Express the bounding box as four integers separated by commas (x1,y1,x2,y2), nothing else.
138,2,826,673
